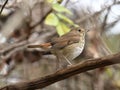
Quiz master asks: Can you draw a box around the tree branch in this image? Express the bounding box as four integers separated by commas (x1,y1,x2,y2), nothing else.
0,0,8,15
1,52,120,90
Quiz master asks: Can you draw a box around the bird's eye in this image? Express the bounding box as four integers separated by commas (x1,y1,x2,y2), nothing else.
78,29,81,32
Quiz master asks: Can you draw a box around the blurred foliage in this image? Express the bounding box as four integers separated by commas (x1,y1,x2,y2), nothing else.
45,13,59,26
56,22,70,35
47,0,62,4
45,2,78,36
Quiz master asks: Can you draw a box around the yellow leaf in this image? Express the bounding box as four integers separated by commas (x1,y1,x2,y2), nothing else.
52,3,72,15
47,0,54,3
56,22,70,36
57,13,74,24
56,13,79,27
45,13,59,26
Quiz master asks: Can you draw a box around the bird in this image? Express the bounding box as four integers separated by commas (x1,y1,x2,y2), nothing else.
28,27,86,68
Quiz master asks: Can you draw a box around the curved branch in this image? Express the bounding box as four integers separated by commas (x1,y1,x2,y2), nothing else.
1,52,120,90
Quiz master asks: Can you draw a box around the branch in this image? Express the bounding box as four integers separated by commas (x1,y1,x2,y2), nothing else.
1,52,120,90
0,40,28,56
0,0,8,15
30,8,52,29
30,0,65,29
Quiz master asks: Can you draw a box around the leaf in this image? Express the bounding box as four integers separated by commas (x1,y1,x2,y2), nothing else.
45,13,59,26
47,0,54,3
56,22,70,36
52,3,72,15
73,24,79,27
57,13,74,24
47,0,62,3
56,13,79,27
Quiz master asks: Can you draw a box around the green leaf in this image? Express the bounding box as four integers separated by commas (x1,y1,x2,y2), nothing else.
52,3,72,15
57,13,74,24
56,13,79,27
56,22,70,36
45,13,59,26
73,24,79,27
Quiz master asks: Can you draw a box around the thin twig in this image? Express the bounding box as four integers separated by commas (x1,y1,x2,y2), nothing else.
30,8,52,29
0,40,28,56
76,1,120,24
0,0,8,15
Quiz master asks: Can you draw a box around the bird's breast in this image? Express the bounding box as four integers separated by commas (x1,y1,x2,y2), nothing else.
60,42,85,61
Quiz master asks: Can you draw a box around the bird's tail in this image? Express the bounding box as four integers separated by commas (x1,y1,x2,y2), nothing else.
28,43,52,48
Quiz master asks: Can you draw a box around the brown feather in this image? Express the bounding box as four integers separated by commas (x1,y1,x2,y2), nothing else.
51,30,80,49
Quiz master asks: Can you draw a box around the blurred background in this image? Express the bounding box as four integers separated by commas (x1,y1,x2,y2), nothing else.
0,0,120,90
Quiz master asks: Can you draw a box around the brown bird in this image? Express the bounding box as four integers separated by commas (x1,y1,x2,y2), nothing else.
28,27,86,67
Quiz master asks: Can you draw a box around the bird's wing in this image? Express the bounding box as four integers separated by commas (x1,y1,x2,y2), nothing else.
51,34,80,49
51,30,79,43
